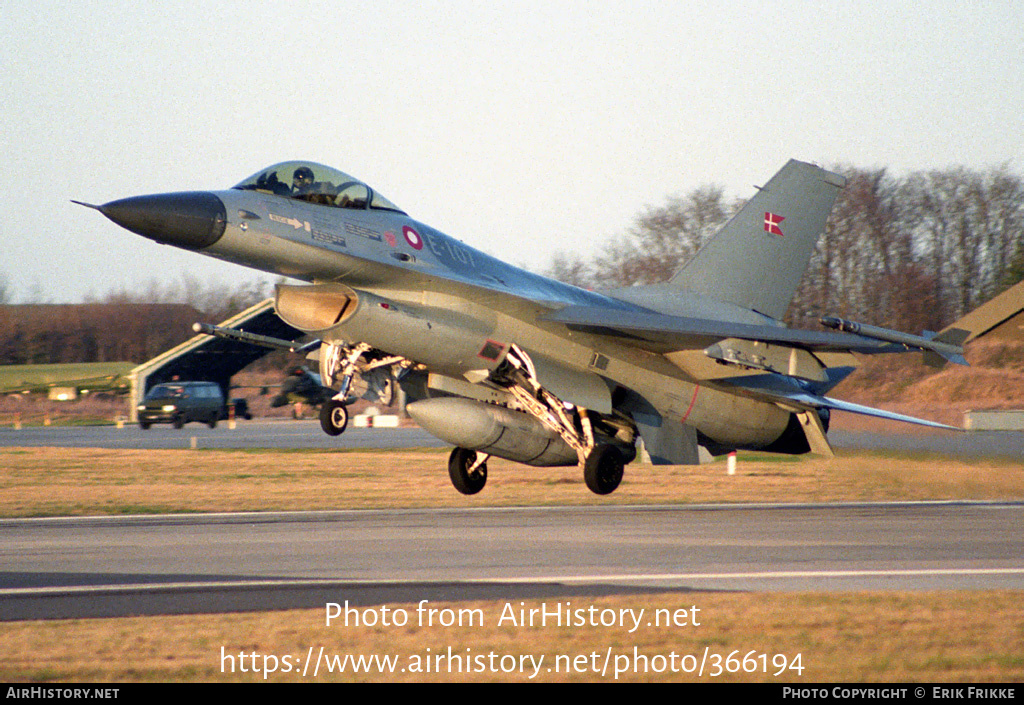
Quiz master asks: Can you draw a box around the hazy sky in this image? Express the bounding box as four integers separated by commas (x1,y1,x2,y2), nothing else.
3,1,1023,303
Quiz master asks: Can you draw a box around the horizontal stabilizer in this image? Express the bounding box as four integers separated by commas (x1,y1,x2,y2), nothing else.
810,395,960,430
719,375,961,431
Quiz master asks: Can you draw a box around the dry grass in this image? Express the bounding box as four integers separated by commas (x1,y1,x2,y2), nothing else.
2,447,1022,683
2,592,1022,682
835,340,1024,412
1,446,1022,518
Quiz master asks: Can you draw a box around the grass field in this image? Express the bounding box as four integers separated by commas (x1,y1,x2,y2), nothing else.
1,445,1023,517
1,446,1022,682
3,592,1022,682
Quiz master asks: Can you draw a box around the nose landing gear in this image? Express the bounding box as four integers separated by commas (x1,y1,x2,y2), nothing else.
320,399,349,436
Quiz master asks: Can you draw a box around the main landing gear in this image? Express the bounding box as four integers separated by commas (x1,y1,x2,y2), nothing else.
446,430,627,497
448,447,489,495
446,344,632,496
583,444,625,495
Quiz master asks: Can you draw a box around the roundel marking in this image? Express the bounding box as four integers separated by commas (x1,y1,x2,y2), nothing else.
403,226,424,250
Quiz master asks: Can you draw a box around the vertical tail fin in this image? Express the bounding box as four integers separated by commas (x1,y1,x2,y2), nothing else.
669,160,845,320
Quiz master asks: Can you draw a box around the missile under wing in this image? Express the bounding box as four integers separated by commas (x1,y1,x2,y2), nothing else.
81,158,1015,496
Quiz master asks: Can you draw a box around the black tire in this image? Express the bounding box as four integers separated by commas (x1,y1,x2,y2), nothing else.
583,444,624,495
379,376,395,406
208,415,218,429
320,399,348,436
172,415,184,430
448,447,487,495
139,421,151,430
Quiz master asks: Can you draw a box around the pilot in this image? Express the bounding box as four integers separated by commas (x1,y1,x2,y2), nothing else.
266,171,290,196
292,166,315,195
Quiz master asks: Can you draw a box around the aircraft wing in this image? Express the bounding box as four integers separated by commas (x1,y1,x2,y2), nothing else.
540,305,897,354
0,362,134,396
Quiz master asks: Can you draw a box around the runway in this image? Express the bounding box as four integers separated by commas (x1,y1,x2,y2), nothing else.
2,501,1022,620
2,420,1022,621
0,419,446,451
2,417,1022,458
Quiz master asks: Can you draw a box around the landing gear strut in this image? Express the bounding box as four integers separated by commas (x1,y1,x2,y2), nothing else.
493,344,633,496
317,341,411,437
448,447,489,495
320,344,371,438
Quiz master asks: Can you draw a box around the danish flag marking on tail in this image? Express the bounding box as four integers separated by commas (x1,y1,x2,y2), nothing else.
764,212,785,236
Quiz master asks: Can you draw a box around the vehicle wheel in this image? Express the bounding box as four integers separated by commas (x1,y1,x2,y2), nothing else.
172,415,184,430
448,447,487,495
320,399,348,436
208,415,218,429
584,444,624,495
139,421,151,430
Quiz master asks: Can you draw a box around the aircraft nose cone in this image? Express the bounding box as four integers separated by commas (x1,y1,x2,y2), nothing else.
98,192,227,250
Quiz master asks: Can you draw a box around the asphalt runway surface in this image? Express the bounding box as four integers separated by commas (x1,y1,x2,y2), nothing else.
2,420,1022,621
2,418,1022,458
0,419,446,451
2,502,1023,620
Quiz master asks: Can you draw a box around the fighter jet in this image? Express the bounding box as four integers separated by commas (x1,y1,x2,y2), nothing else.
268,367,332,417
77,159,1016,495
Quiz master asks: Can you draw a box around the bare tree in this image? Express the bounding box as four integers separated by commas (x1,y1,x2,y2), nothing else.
545,163,1024,336
0,273,12,305
545,251,594,289
591,185,735,287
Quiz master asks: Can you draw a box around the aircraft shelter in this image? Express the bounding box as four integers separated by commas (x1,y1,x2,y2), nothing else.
128,298,307,422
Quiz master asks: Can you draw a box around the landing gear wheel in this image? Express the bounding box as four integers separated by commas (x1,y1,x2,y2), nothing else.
584,444,624,495
320,399,349,436
378,376,395,407
448,447,487,495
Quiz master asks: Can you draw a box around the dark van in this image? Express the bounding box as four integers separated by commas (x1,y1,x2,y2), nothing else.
138,381,225,429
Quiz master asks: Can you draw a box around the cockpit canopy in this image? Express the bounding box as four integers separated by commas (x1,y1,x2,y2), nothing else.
232,161,405,214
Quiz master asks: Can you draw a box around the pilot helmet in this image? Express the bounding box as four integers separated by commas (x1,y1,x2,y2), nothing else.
292,166,314,189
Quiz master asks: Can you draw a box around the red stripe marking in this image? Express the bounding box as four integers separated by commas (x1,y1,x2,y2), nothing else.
680,385,700,423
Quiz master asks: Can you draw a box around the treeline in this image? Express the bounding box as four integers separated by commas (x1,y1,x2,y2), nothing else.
0,276,273,365
547,165,1024,332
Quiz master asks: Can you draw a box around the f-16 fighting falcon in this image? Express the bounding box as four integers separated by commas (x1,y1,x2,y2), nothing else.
77,159,1022,495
